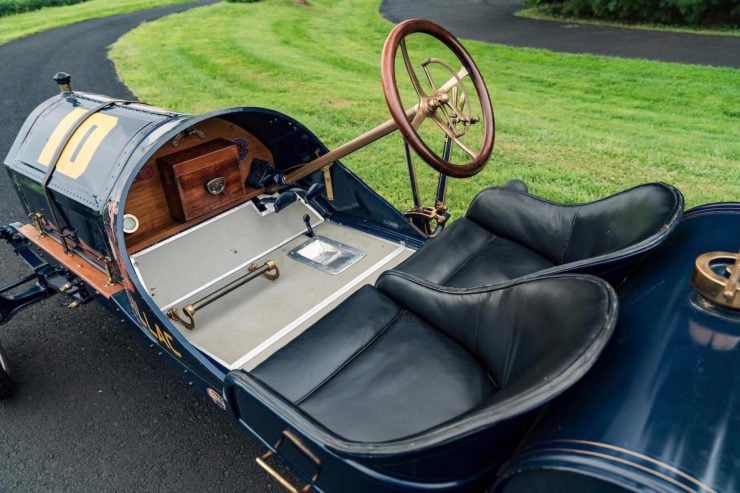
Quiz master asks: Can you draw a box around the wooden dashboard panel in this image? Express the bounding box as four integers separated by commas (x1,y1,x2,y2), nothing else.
124,117,273,253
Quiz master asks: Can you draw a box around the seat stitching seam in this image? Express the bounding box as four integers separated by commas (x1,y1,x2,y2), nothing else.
473,296,487,385
294,308,405,405
486,372,499,391
440,230,494,285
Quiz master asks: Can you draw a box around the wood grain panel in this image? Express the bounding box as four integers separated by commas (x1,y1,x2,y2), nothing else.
124,117,273,253
158,139,244,221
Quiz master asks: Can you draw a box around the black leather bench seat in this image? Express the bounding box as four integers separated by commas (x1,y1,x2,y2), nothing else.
252,272,618,444
254,285,496,442
397,182,683,287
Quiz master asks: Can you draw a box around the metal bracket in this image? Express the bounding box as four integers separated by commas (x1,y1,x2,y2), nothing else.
99,256,116,286
404,206,450,237
321,166,334,201
171,127,206,147
0,225,88,326
28,212,46,236
0,274,50,326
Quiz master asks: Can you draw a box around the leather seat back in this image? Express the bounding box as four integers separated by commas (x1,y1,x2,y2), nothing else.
377,271,617,404
563,185,681,262
466,183,683,265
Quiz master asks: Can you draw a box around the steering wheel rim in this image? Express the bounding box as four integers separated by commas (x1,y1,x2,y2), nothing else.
381,18,495,178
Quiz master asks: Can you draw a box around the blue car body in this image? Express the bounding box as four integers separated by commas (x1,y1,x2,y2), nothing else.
1,85,738,492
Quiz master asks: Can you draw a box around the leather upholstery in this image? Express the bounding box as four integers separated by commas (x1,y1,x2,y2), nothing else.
397,218,556,286
253,272,617,443
397,183,683,287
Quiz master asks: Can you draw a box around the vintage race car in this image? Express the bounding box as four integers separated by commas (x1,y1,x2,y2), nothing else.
1,18,738,492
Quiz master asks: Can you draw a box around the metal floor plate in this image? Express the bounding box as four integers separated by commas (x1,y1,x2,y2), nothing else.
288,235,365,274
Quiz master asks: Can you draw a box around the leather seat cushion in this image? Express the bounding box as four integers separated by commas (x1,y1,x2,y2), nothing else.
253,285,496,442
396,218,555,287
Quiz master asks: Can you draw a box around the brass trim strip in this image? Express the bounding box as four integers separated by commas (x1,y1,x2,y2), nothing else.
531,440,717,493
534,447,700,493
322,166,334,201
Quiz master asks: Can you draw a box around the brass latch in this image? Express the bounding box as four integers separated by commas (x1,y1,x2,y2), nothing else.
167,260,279,330
256,429,320,493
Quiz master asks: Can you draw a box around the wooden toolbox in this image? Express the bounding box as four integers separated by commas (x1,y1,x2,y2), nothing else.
158,138,245,222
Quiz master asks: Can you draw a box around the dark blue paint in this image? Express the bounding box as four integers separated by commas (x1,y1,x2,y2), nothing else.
495,203,740,493
224,369,516,492
3,87,739,492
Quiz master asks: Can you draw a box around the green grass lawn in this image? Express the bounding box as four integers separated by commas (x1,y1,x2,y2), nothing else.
110,0,739,214
0,0,193,46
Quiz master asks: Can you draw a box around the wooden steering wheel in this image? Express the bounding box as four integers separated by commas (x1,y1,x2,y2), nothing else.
381,19,495,178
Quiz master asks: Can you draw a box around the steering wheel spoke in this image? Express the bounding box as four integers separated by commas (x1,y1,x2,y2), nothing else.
431,112,478,159
421,59,439,96
439,67,469,95
410,109,427,129
435,103,455,131
400,39,427,100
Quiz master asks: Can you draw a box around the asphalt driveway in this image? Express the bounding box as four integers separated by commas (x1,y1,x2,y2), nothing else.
0,3,275,492
381,0,740,68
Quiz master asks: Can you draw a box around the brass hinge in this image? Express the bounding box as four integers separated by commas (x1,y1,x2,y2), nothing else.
100,256,116,286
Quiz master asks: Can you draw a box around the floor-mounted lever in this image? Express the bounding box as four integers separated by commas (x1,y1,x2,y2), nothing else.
303,214,315,238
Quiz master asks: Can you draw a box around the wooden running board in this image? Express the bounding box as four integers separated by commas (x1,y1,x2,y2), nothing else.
18,224,123,299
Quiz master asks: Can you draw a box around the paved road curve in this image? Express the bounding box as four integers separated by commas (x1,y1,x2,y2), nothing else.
0,3,276,492
382,0,740,68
